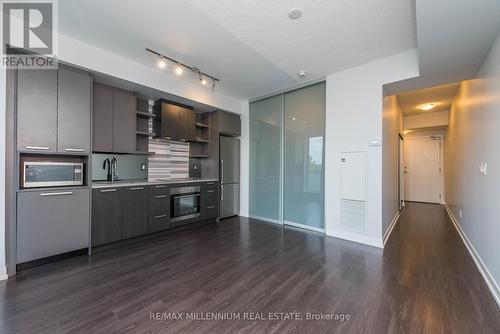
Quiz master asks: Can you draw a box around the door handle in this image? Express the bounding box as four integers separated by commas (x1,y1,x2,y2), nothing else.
100,188,117,193
220,159,224,179
65,148,85,152
221,185,224,201
40,191,74,197
26,146,50,150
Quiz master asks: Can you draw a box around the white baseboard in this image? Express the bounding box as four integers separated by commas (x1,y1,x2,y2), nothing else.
0,266,8,281
326,229,383,249
383,212,400,245
444,204,500,308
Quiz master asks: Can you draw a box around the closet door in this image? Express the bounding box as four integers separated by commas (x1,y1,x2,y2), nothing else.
249,95,282,222
283,83,326,230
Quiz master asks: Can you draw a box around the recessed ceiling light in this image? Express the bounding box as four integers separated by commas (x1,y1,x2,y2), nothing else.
417,103,436,111
201,78,207,85
298,70,307,78
288,8,302,20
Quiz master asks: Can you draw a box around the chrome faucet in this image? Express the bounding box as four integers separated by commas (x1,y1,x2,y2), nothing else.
102,157,119,182
111,157,118,181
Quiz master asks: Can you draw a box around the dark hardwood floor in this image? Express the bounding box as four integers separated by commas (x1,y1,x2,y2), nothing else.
1,202,499,333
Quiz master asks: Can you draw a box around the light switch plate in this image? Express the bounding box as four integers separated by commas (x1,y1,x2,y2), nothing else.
479,163,487,175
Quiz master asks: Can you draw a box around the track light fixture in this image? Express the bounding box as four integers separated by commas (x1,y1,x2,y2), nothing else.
146,48,220,90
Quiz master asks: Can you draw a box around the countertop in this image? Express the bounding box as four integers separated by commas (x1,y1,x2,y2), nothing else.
91,178,218,189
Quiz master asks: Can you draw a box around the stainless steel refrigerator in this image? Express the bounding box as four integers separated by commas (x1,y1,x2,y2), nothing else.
220,136,240,219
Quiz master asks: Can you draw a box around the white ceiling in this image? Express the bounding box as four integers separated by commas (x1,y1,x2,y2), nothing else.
385,0,500,95
59,0,416,100
397,82,459,116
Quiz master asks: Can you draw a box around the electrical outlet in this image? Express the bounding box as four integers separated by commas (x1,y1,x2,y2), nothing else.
479,163,487,175
140,163,146,171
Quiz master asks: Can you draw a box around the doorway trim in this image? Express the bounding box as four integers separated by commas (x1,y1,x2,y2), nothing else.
401,134,445,204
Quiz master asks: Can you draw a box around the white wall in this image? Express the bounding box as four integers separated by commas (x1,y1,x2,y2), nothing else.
382,94,403,239
404,110,449,129
58,34,243,114
445,32,500,304
324,49,419,248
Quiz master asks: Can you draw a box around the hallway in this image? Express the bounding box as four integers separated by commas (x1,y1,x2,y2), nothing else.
0,203,499,333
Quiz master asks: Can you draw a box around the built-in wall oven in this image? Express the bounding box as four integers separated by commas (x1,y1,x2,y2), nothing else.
170,185,201,223
21,158,84,188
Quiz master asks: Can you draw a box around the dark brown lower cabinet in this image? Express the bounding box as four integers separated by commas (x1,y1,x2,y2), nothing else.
91,188,123,246
201,182,219,220
123,186,150,239
149,184,170,233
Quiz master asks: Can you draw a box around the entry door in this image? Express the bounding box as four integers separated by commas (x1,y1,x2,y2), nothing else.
404,137,441,203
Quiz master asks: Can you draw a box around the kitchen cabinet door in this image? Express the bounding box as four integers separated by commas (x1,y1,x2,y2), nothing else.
92,83,114,152
58,66,91,153
91,188,123,246
17,188,90,263
113,89,136,153
180,108,196,141
216,111,241,137
123,186,150,239
17,69,57,152
149,184,170,233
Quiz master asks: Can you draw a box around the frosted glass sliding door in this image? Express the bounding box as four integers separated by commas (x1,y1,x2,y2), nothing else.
249,95,282,222
283,83,326,230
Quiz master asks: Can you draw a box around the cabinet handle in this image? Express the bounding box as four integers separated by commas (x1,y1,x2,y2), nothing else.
65,148,85,152
206,190,215,193
130,187,144,191
154,195,167,199
207,205,215,209
206,182,216,185
220,160,224,179
26,146,50,150
100,188,117,193
40,191,74,197
154,185,167,188
154,214,167,219
221,185,223,201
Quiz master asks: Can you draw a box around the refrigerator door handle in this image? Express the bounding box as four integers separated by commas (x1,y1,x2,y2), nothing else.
221,184,224,201
220,159,224,181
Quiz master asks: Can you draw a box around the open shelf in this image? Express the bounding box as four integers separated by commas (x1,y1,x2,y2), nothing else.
136,111,156,119
196,122,209,128
136,131,156,137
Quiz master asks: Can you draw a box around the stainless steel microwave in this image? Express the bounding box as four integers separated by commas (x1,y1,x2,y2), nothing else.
22,161,84,188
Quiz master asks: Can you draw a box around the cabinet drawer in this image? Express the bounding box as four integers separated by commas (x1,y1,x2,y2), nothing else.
201,181,218,191
202,191,218,206
150,196,169,217
202,204,218,220
151,184,169,196
17,188,90,263
149,214,170,233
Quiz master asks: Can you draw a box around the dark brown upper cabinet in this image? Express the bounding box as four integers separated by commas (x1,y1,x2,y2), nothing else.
154,100,195,142
93,83,136,153
17,66,91,154
17,69,58,153
57,66,91,153
213,111,241,137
